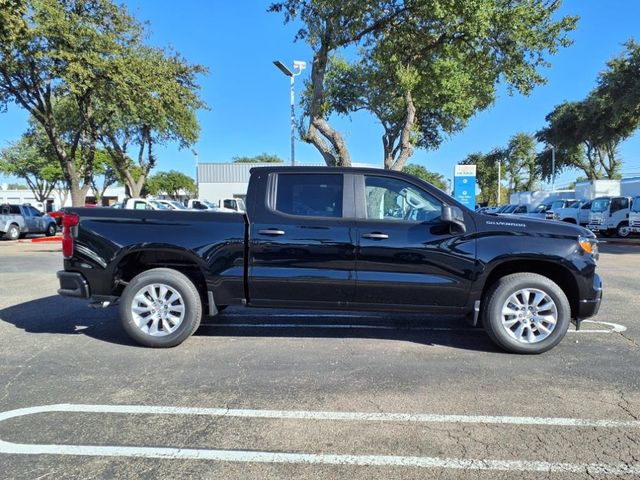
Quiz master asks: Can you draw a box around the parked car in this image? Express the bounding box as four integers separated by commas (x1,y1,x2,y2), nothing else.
187,199,235,212
553,200,592,226
0,204,57,240
57,166,602,354
587,196,633,237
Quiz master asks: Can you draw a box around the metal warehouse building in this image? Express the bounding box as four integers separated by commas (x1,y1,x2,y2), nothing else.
196,162,263,205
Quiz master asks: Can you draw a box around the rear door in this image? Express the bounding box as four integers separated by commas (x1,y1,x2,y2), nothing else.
353,174,476,311
248,172,356,308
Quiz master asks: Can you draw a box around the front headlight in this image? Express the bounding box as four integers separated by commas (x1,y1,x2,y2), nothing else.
578,235,598,257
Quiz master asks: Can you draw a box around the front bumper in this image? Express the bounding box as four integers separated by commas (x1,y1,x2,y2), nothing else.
577,273,602,319
57,271,90,298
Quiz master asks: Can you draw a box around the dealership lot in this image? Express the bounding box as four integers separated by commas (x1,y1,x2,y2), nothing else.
0,240,639,479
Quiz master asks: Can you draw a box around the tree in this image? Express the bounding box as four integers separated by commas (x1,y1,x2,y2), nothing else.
98,46,207,197
0,136,63,204
402,164,447,190
272,0,577,169
460,150,505,205
146,170,196,199
6,184,28,190
91,151,119,204
505,133,540,192
0,0,143,205
536,99,622,180
536,41,640,181
232,153,284,163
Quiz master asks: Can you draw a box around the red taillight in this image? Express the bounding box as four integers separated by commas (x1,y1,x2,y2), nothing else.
62,213,79,258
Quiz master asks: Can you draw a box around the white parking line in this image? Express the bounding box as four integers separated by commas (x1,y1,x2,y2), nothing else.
200,318,626,334
1,404,639,475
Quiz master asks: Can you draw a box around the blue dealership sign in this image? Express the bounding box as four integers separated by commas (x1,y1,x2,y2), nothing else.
454,164,476,209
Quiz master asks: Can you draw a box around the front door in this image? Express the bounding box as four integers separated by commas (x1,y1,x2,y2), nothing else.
248,172,357,308
354,174,476,311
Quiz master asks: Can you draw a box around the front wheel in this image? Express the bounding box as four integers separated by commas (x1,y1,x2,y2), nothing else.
120,268,202,348
4,224,20,241
482,273,571,354
616,222,630,238
46,223,57,237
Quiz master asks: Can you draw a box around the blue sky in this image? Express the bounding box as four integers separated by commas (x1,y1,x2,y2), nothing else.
1,0,640,188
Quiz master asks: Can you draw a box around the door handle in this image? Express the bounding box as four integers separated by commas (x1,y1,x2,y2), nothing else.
362,232,389,240
258,228,286,236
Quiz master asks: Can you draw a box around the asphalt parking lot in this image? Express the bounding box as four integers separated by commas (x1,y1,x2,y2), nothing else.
0,239,639,479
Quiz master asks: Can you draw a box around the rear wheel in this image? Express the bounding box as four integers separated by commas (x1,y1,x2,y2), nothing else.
482,273,570,354
120,268,202,348
45,223,57,237
4,224,20,241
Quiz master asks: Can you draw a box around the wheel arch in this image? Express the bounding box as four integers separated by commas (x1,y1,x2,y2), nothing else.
479,259,579,319
112,247,210,310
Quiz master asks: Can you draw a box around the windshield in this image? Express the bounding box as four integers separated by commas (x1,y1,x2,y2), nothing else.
569,201,581,208
551,200,566,210
203,201,217,208
164,201,186,210
591,199,610,212
533,204,549,213
503,205,517,213
632,198,640,213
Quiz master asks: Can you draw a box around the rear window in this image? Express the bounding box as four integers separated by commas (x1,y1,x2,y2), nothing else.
0,205,21,215
275,174,343,218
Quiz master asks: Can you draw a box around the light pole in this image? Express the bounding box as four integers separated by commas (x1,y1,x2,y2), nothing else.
273,59,306,166
497,160,502,205
192,148,199,198
550,145,556,192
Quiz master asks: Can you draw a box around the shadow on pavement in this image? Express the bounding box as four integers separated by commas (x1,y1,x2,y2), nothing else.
0,297,500,353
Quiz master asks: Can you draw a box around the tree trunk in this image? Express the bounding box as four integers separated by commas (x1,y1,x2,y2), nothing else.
384,91,416,171
303,39,351,167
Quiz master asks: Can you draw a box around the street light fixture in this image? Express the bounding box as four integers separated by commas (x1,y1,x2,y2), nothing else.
273,59,306,166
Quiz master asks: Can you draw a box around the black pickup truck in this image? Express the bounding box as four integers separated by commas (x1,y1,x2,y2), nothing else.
57,166,602,354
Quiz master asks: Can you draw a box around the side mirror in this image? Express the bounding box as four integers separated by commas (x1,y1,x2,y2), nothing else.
442,205,466,233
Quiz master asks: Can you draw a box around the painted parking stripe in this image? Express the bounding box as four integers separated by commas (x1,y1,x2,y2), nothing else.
200,319,626,334
0,404,639,475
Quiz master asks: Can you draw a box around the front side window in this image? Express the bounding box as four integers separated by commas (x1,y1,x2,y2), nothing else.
275,174,343,218
365,176,442,222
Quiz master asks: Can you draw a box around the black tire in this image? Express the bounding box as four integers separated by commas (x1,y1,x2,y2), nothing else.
119,268,202,348
4,224,20,241
616,222,630,238
45,223,57,237
482,273,571,354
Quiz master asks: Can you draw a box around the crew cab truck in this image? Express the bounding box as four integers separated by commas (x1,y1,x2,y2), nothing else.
1,204,57,240
57,167,602,354
587,196,633,238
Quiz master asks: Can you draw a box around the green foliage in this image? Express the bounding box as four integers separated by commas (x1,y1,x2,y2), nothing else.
537,41,640,180
98,45,208,198
0,134,64,201
232,153,284,163
402,164,447,190
0,0,206,204
6,183,29,190
461,151,503,205
146,170,197,199
273,0,577,170
505,133,540,192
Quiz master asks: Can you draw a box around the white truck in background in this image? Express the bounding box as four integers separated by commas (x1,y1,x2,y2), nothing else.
553,200,593,226
628,196,640,234
587,196,633,238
